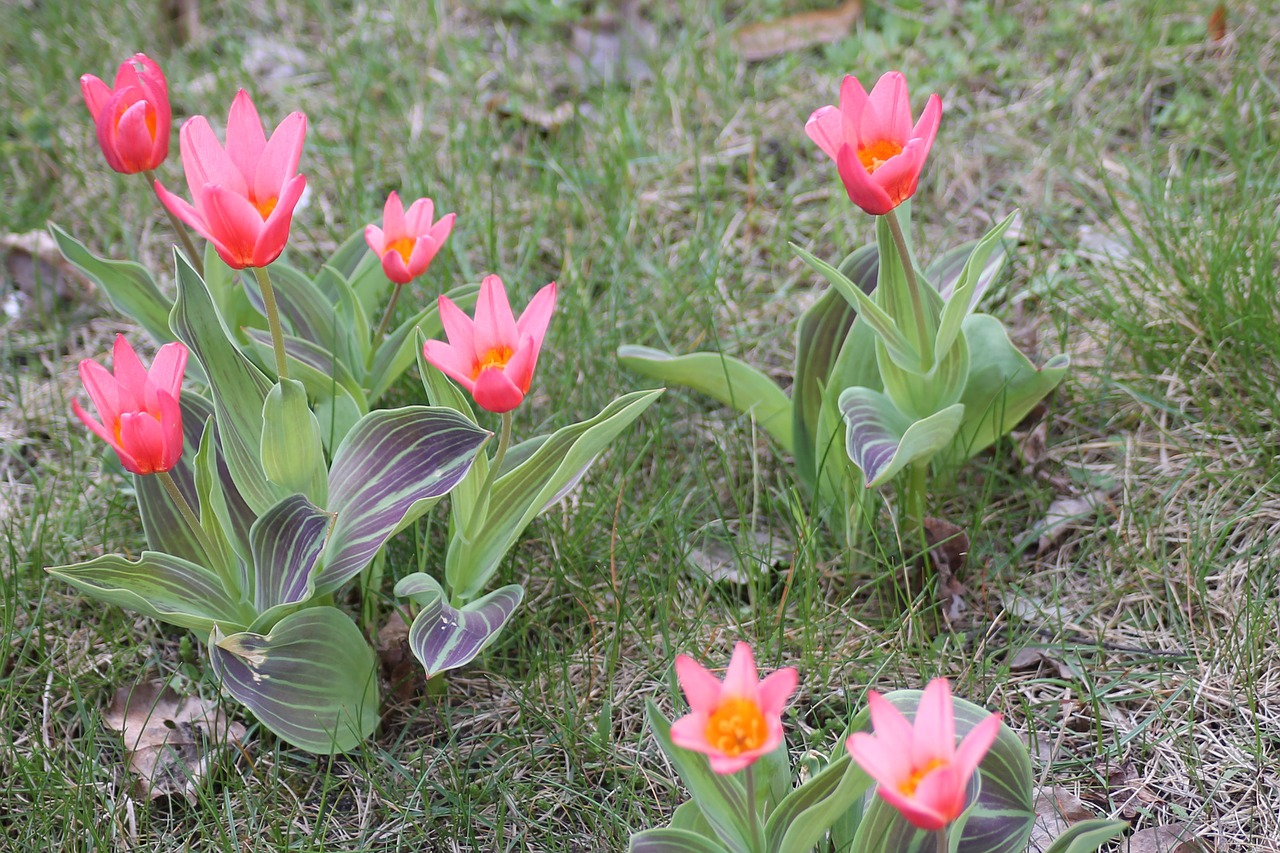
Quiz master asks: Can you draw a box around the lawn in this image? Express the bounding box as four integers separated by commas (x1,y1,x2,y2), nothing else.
1,1,1277,850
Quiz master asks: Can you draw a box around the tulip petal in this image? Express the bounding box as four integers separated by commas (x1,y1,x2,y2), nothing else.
757,667,799,716
155,180,219,245
364,224,387,255
111,335,150,402
225,89,267,185
80,74,112,121
118,410,167,475
380,250,413,285
473,275,519,358
78,358,132,420
422,339,477,391
382,191,407,238
911,679,955,768
867,145,923,207
472,367,524,413
911,94,943,156
864,71,912,143
838,75,871,148
180,116,246,199
721,642,759,698
113,100,157,173
874,781,948,831
71,399,119,454
406,235,442,279
515,281,557,352
805,105,846,162
198,184,267,269
952,711,1002,781
253,173,306,267
674,654,723,714
404,197,436,234
836,144,895,216
502,336,539,394
156,388,185,471
669,710,712,751
911,765,967,828
846,730,911,788
148,341,189,399
438,296,477,357
253,112,307,205
866,690,915,747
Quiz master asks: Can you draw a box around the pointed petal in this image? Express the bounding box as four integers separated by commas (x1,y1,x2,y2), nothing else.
911,679,956,768
148,341,189,398
405,236,442,279
80,74,112,121
472,367,524,413
225,89,267,184
952,711,1001,782
911,765,967,827
838,74,871,145
867,144,923,208
252,173,306,267
502,335,538,394
674,654,723,713
253,111,307,203
118,411,167,474
427,212,456,246
113,100,158,172
403,196,433,235
669,710,712,752
836,144,895,215
875,783,948,831
154,180,218,245
863,71,912,143
78,357,130,420
111,335,149,398
708,753,754,775
514,281,557,351
156,388,185,471
911,93,943,154
473,275,519,356
422,340,476,391
179,116,246,199
380,250,413,285
198,184,265,269
757,667,798,716
364,223,387,254
721,642,759,698
71,397,118,453
846,730,911,789
805,105,845,161
437,295,477,356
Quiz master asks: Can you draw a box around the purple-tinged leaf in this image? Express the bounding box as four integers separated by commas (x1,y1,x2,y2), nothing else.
47,551,253,635
839,388,964,488
251,495,334,618
629,829,732,853
314,407,490,593
209,607,378,755
397,574,523,677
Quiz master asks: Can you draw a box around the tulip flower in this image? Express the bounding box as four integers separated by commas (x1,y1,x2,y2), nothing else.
846,678,1001,831
72,335,188,476
806,72,941,216
365,192,455,286
155,89,307,270
423,275,556,414
80,53,171,175
669,642,798,775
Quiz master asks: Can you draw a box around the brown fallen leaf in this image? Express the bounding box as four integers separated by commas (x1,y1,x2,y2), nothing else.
732,0,863,62
1008,647,1082,681
377,610,424,704
1027,786,1096,852
1014,488,1113,554
1127,824,1202,853
924,517,969,624
685,519,791,585
103,681,245,802
1101,756,1162,820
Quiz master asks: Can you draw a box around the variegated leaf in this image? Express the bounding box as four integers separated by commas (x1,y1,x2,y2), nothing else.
250,495,334,623
397,573,523,677
839,388,965,487
630,829,732,853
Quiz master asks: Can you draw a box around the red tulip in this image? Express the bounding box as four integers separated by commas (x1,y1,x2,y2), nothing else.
80,53,171,174
669,642,798,775
72,335,188,476
155,90,307,270
846,678,1001,830
365,192,455,285
806,72,942,216
423,275,556,414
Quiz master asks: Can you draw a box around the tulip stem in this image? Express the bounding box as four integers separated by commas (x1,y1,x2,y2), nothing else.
454,411,512,601
145,170,204,279
904,459,929,563
157,469,217,563
935,829,949,853
374,283,404,345
884,208,930,365
252,266,290,381
742,765,765,851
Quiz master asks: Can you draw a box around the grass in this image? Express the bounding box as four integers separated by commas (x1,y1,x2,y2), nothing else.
2,0,1279,850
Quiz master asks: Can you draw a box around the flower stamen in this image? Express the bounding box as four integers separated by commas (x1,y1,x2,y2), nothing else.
857,139,904,174
704,697,767,756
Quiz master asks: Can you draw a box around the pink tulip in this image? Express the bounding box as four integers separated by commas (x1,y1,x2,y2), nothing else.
80,53,171,174
365,192,455,285
423,275,556,414
669,642,798,775
846,678,1001,830
155,90,307,270
806,72,942,216
72,335,188,476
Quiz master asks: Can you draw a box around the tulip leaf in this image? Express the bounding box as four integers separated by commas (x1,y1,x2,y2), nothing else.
367,283,478,402
927,236,1008,306
876,329,969,421
872,215,941,370
934,212,1016,362
315,406,490,593
202,244,260,343
843,689,1035,853
209,607,379,754
321,264,371,376
260,379,329,506
838,388,964,487
190,415,243,592
250,494,334,628
768,754,872,853
617,345,791,451
396,573,524,677
48,223,174,345
244,329,369,409
1038,819,1129,853
670,801,719,840
416,356,491,533
322,227,373,285
630,829,733,853
645,701,760,853
134,393,218,568
248,262,343,356
947,314,1069,465
445,388,663,602
171,252,287,515
47,551,253,635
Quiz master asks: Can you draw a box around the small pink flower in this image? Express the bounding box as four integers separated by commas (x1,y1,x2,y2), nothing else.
155,89,307,270
423,275,556,414
364,192,455,285
72,335,188,476
805,72,942,216
846,678,1001,830
669,642,799,775
80,53,171,174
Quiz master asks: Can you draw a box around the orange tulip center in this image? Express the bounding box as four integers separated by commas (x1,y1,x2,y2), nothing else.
704,697,767,756
253,195,279,220
387,236,416,265
857,139,904,174
898,758,946,796
472,346,514,379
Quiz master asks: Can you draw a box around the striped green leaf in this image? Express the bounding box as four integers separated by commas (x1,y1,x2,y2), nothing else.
838,388,964,487
1039,819,1129,853
250,495,334,629
630,829,733,853
260,379,329,506
396,573,523,677
368,283,478,403
209,607,378,754
768,754,872,853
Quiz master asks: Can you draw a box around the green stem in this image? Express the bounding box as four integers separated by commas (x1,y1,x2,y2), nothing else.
743,764,764,852
455,411,512,590
884,208,930,366
936,828,949,853
904,460,929,559
252,266,290,381
145,169,203,278
374,282,404,344
156,469,217,562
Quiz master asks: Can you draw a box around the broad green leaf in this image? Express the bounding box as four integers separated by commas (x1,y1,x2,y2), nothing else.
671,801,720,840
396,573,523,677
250,262,342,354
852,773,980,853
934,213,1016,361
617,345,790,450
876,330,969,421
171,253,286,514
646,701,760,853
250,494,334,627
838,388,964,487
927,239,1007,306
446,389,663,601
209,606,378,754
768,754,872,853
316,407,490,593
947,314,1069,465
367,283,478,402
202,244,260,342
261,379,329,506
872,215,940,371
349,243,395,320
313,382,364,454
321,264,370,374
792,243,918,372
1039,820,1128,853
416,352,490,533
630,829,733,853
49,224,173,344
244,329,369,409
191,415,242,592
47,552,253,635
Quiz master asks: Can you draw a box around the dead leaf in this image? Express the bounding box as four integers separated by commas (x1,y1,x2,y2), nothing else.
1015,488,1112,554
1015,420,1049,469
377,610,424,704
1,230,92,320
924,517,969,624
1101,757,1162,819
485,93,577,133
685,519,791,585
732,0,862,62
568,2,657,86
103,681,245,802
1127,824,1202,853
1008,647,1082,681
1207,4,1227,41
998,589,1076,626
1027,786,1096,852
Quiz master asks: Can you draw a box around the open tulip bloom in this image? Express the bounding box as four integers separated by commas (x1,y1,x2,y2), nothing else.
155,89,307,270
365,192,455,286
80,53,171,175
72,335,187,476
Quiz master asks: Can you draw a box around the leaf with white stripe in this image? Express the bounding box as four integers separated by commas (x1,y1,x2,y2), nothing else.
209,607,378,754
250,494,334,627
839,388,964,487
315,407,489,593
397,573,523,677
629,829,731,853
